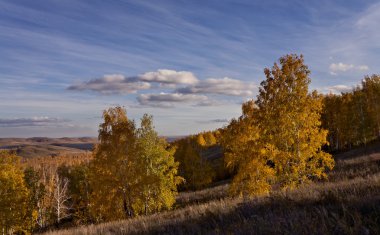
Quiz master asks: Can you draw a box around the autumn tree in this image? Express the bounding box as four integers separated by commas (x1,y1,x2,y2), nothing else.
89,107,181,221
351,88,372,145
321,94,343,150
196,134,207,147
0,151,30,234
256,54,334,188
222,54,334,196
203,131,217,146
89,106,138,221
133,114,182,215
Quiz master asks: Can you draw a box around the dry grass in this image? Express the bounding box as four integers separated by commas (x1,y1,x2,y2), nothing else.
42,145,380,235
175,181,229,208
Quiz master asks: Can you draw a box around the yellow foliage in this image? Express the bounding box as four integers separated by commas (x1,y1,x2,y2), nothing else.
173,137,215,190
229,158,274,197
256,55,334,189
89,107,182,221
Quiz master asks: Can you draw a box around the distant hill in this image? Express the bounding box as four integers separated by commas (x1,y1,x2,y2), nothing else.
0,137,97,158
0,136,185,158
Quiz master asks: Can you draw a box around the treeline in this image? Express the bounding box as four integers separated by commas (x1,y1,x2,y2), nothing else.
322,75,380,151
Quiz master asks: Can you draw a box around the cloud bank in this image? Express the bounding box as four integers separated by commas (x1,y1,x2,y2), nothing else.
139,69,198,85
68,69,200,95
67,74,151,94
69,70,255,107
176,77,255,96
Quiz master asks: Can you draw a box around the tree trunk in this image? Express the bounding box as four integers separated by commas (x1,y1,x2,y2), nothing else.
122,191,134,218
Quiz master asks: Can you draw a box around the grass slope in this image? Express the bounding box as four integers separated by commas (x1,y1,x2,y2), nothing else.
43,143,380,235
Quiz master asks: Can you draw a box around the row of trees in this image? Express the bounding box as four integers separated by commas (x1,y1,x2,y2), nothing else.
0,152,94,234
322,75,380,151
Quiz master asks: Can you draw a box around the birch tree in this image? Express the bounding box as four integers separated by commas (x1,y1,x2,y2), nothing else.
222,55,334,196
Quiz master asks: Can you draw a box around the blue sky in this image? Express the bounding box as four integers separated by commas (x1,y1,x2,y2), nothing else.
0,0,379,137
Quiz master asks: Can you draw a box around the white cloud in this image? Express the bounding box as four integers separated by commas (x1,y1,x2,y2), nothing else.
176,77,255,96
137,93,209,108
329,63,369,75
357,65,369,71
323,85,352,94
139,69,199,85
329,63,354,72
68,70,200,95
68,72,255,108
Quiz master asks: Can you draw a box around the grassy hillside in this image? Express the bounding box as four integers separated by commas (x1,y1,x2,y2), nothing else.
42,143,380,235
